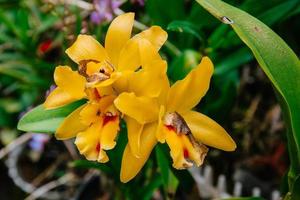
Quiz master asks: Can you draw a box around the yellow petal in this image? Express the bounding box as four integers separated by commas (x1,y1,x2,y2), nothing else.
80,95,116,126
180,134,208,167
182,110,236,151
97,86,115,97
100,114,120,150
85,88,104,101
112,71,132,94
133,26,168,50
120,123,157,183
98,149,109,163
55,104,87,140
65,35,108,64
75,122,109,163
44,88,73,109
128,60,168,98
86,62,102,76
125,116,144,157
155,105,166,143
44,66,86,109
117,38,161,72
138,39,162,68
91,72,121,88
79,102,100,126
54,66,86,97
166,57,214,112
117,39,140,72
105,13,134,66
98,95,117,111
114,92,159,124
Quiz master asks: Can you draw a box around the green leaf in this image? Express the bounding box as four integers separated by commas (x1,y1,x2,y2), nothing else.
188,2,219,28
209,0,299,49
155,145,179,196
168,50,201,81
167,20,203,42
71,159,113,176
194,0,300,196
214,47,253,76
17,100,85,133
146,0,185,27
258,1,298,26
140,173,163,200
290,175,300,200
107,121,128,178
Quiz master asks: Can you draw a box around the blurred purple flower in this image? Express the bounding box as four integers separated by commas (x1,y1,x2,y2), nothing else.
45,84,56,99
90,0,123,24
29,134,50,152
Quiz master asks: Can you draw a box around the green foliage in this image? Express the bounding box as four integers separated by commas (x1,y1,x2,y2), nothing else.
146,0,185,27
167,20,204,42
1,0,300,199
168,50,201,81
155,145,179,196
195,0,300,197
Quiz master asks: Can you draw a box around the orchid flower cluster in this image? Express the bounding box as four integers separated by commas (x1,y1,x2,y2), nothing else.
44,13,236,183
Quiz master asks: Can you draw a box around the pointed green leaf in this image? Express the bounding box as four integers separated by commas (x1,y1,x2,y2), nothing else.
167,20,203,42
194,0,300,195
17,100,85,133
155,145,179,196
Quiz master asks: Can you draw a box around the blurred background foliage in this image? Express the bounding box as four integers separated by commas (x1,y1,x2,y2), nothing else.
0,0,299,199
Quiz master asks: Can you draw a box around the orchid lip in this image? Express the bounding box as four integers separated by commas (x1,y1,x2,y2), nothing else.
164,112,191,135
78,59,115,85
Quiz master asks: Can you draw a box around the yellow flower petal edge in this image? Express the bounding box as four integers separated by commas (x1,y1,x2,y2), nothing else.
100,111,120,150
182,110,236,151
55,104,87,140
117,38,161,72
138,38,162,68
65,35,108,64
75,122,109,163
127,59,168,98
165,127,208,169
120,123,157,183
166,57,214,113
44,66,86,109
133,26,168,50
125,116,144,157
114,92,159,124
105,12,135,67
44,88,74,110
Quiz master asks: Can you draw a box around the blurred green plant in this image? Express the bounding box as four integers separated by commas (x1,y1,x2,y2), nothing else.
1,0,299,199
194,0,300,199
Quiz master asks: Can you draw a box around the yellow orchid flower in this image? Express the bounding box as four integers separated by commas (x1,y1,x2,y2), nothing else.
66,13,166,93
43,12,168,163
114,57,237,182
44,12,167,110
55,94,120,163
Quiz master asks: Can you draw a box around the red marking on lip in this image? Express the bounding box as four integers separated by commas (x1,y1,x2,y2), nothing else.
183,148,189,159
94,89,101,100
103,115,118,126
39,40,52,53
96,143,101,152
165,125,176,132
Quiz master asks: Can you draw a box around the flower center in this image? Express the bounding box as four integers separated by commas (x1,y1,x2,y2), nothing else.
164,112,191,135
102,106,119,126
79,60,115,85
